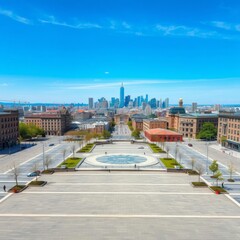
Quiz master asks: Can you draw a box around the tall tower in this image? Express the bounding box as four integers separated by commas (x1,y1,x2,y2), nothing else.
88,98,93,109
179,98,183,107
120,83,124,108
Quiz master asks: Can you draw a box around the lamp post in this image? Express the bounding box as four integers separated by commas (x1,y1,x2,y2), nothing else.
42,143,45,170
175,142,178,160
206,142,209,174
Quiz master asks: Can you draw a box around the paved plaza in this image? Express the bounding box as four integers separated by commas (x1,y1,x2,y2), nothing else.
0,172,240,239
0,139,240,239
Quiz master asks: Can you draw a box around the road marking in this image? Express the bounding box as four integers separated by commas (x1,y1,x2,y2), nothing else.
52,183,190,186
0,181,27,183
225,194,240,208
52,173,185,176
0,213,239,219
3,144,60,174
22,191,213,195
0,193,13,204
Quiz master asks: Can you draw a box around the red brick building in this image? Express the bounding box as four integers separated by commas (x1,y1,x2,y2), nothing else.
0,110,19,149
24,108,71,136
132,119,144,131
145,128,183,142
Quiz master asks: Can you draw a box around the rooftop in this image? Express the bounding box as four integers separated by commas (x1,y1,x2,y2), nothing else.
145,128,182,136
180,113,218,118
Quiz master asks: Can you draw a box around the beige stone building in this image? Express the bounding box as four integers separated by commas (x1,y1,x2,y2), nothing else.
143,118,168,131
0,110,19,149
178,114,218,139
114,114,129,125
24,108,71,136
218,112,240,151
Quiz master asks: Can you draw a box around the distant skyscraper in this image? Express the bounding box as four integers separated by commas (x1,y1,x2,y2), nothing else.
120,83,125,108
165,98,169,108
159,98,162,109
124,95,131,107
137,96,141,107
150,98,157,109
146,94,148,103
192,102,197,112
88,98,93,109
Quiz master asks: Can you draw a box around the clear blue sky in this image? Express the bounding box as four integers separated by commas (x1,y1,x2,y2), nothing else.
0,0,240,104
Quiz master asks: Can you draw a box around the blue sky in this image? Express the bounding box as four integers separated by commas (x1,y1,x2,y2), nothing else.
0,0,240,104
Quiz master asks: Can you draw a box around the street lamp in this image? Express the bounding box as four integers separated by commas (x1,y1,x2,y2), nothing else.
42,142,45,170
206,142,209,174
175,142,178,160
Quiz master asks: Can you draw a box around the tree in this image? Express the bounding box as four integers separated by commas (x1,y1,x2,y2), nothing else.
165,146,170,158
102,130,111,139
195,164,204,182
62,149,67,161
32,163,40,181
19,122,45,140
71,145,76,158
178,152,183,165
191,157,196,170
209,160,218,177
220,136,227,146
85,133,93,143
131,130,140,139
44,155,52,170
197,122,217,140
11,163,20,186
228,161,235,181
214,170,224,186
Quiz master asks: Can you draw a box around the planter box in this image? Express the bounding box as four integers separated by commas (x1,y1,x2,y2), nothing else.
28,181,47,187
8,185,28,193
208,186,228,194
191,182,208,187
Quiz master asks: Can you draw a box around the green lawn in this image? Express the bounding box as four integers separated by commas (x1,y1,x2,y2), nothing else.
160,158,182,169
149,144,166,153
58,157,82,168
78,143,95,153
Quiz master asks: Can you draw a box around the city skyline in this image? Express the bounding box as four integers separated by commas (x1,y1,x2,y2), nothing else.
0,0,240,104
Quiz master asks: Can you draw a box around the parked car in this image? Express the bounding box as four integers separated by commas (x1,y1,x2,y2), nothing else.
49,143,54,146
27,171,41,177
188,143,193,147
138,146,144,149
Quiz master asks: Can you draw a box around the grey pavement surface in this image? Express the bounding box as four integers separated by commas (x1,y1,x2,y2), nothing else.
0,172,240,239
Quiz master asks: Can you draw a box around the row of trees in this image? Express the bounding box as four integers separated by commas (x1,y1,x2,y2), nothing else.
197,122,217,140
19,123,45,140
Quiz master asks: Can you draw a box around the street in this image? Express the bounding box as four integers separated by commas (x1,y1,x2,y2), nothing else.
0,136,80,196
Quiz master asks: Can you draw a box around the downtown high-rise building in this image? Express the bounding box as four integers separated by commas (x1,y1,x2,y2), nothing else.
88,98,93,109
165,98,169,108
119,83,125,108
192,102,197,112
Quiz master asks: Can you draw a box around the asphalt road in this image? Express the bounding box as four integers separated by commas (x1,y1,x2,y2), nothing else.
111,124,133,140
0,136,80,195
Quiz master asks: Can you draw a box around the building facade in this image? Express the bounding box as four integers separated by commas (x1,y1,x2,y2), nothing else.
218,112,240,151
88,98,93,109
24,108,71,136
0,110,19,149
119,83,125,108
145,128,182,142
143,118,168,131
178,114,218,139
